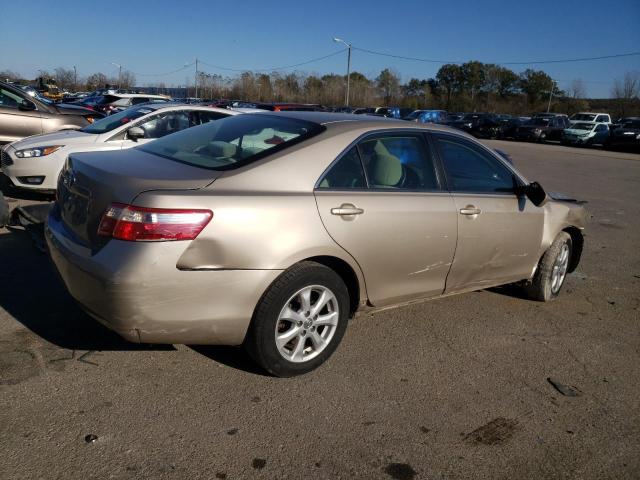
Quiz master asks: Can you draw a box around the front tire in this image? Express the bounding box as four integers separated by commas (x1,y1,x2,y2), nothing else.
523,232,572,301
245,261,350,377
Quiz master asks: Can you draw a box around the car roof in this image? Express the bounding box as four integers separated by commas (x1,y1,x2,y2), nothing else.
105,93,170,99
258,111,471,136
125,104,237,115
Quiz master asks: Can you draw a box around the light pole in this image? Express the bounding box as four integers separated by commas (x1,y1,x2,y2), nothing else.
73,65,77,91
111,62,122,89
546,80,557,113
194,59,199,100
333,37,352,107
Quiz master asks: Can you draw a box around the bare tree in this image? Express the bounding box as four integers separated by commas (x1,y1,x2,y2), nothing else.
119,70,136,89
612,71,640,117
54,67,76,91
568,79,586,99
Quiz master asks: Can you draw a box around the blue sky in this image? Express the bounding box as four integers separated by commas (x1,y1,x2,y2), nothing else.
1,0,639,97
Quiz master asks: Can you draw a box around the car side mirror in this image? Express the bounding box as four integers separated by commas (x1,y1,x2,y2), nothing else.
517,181,548,207
127,126,145,141
18,100,36,111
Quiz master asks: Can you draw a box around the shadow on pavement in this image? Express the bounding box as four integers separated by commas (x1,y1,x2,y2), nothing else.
189,345,270,376
0,227,173,352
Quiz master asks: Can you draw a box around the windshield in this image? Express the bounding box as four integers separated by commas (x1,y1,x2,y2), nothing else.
530,118,550,126
571,114,596,121
571,122,595,131
140,114,325,170
81,105,156,134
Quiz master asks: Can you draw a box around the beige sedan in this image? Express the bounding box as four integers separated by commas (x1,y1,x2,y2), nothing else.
46,112,586,376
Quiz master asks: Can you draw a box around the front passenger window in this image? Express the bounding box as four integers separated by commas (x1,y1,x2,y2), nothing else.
435,136,517,193
137,111,190,139
317,147,366,189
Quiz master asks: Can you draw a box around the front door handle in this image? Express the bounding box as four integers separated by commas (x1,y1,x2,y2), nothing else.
459,206,481,215
331,204,364,216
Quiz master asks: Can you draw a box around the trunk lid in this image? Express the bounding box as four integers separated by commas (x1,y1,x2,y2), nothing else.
55,147,220,248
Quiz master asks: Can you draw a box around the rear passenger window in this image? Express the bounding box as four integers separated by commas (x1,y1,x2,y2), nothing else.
435,135,517,193
358,135,438,190
317,147,366,189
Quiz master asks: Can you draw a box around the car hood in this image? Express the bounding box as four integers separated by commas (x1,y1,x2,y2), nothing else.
8,129,98,150
564,129,592,135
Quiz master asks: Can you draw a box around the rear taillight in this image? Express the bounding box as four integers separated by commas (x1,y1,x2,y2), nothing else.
98,203,212,241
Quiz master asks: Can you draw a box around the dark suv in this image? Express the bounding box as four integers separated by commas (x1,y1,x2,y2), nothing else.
0,81,103,144
515,113,570,142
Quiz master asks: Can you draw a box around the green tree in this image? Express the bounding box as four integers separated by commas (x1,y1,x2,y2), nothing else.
461,61,485,107
376,68,400,105
519,69,559,107
436,64,463,108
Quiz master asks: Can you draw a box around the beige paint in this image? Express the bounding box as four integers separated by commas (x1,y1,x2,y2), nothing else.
46,114,587,345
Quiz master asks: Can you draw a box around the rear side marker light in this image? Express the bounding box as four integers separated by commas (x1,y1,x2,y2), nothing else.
98,203,212,241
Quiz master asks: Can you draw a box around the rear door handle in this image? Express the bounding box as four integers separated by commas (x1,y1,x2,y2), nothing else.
459,206,481,215
331,204,364,216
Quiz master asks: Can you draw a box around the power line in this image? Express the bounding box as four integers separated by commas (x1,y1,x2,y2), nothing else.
351,46,640,66
198,49,346,73
132,63,194,77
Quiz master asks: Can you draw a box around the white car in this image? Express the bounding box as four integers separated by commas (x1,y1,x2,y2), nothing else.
1,104,236,192
561,122,610,146
569,112,611,125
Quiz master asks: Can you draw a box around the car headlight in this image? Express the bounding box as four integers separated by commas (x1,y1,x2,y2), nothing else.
14,145,64,158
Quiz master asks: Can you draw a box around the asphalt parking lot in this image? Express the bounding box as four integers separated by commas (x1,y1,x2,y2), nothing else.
1,141,639,480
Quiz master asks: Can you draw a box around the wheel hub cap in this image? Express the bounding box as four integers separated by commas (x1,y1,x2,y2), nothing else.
274,285,339,363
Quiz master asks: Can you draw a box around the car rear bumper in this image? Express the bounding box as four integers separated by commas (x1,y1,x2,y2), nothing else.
45,212,282,345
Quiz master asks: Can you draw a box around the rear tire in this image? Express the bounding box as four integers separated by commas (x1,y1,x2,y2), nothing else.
523,232,572,302
244,261,350,377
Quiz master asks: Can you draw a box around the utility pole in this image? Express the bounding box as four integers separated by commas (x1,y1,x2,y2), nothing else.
546,79,557,113
195,59,199,100
111,62,122,89
73,65,77,91
333,38,352,107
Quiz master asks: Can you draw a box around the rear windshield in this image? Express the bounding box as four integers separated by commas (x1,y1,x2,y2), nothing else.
81,105,155,134
571,122,595,131
530,118,550,126
140,114,325,170
571,114,596,121
622,120,640,129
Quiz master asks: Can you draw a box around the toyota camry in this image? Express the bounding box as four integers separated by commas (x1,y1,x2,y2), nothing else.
46,112,586,376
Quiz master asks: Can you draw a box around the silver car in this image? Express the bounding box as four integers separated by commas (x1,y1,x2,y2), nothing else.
46,112,586,376
2,104,235,191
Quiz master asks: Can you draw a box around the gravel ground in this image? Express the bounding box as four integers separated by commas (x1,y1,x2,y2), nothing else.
0,141,639,480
